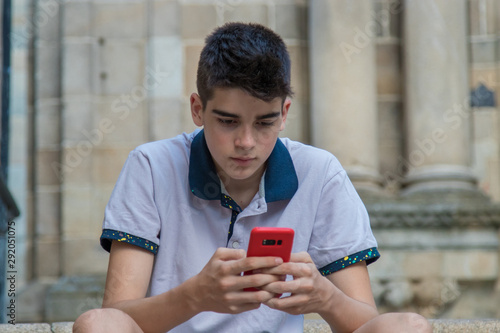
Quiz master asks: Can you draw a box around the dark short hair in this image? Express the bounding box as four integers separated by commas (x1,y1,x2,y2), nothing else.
196,22,293,108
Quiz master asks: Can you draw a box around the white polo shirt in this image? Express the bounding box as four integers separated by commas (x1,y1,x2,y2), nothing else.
101,129,379,333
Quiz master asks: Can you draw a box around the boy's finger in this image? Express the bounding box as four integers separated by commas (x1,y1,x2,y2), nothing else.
289,252,313,263
233,289,276,304
236,256,283,274
265,292,308,310
214,247,246,261
239,273,282,289
261,261,316,278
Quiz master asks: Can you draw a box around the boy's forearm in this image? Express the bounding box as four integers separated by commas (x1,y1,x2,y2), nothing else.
103,276,200,333
318,284,379,333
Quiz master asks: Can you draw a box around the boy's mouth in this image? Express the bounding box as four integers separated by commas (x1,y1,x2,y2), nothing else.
231,157,255,165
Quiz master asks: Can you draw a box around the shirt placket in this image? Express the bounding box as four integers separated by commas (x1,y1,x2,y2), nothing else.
221,194,242,246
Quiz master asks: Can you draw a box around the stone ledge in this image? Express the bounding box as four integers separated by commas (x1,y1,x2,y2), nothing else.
304,319,500,332
2,319,500,332
0,322,72,332
429,319,500,332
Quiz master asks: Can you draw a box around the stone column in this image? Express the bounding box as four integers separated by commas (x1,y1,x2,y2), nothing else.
309,0,381,192
402,0,479,195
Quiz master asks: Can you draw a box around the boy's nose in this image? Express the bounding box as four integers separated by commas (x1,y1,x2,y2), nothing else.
235,126,255,149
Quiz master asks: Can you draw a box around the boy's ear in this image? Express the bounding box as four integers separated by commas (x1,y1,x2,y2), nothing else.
280,98,292,131
190,93,204,127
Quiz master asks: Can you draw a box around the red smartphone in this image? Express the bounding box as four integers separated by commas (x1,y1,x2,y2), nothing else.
243,227,294,292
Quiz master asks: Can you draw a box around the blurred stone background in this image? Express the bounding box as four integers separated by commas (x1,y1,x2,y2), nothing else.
3,0,500,323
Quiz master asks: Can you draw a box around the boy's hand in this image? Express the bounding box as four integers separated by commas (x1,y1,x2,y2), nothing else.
260,252,336,315
187,247,284,314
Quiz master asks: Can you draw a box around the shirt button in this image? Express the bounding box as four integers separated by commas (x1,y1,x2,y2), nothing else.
232,241,240,249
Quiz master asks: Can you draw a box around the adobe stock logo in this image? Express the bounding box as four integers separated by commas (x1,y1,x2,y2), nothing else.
339,1,402,64
383,97,471,188
10,0,63,48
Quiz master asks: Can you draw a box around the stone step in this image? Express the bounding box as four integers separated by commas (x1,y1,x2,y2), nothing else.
305,319,500,332
1,319,500,332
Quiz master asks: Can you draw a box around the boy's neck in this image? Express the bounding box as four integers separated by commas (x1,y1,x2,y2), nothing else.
219,166,265,210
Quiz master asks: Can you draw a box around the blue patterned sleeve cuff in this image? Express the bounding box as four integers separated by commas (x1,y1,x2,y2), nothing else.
100,229,159,254
319,248,380,276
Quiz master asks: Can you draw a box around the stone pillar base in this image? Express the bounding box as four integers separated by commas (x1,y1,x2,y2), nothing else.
401,165,488,204
402,165,478,193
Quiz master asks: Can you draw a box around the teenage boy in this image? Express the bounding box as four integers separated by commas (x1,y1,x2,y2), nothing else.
73,22,431,333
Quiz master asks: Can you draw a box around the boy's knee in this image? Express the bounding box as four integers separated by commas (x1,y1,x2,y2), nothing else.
403,313,432,333
73,308,104,333
73,308,141,333
73,308,135,333
371,312,432,333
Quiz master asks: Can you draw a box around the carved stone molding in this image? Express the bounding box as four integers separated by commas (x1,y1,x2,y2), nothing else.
373,278,461,317
366,200,500,229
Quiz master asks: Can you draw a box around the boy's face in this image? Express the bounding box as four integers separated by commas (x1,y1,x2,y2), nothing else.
190,88,290,189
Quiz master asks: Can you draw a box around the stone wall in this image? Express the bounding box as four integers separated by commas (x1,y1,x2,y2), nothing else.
6,0,500,323
367,199,500,318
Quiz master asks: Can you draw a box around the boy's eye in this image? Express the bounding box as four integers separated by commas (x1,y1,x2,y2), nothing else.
216,118,276,127
217,118,237,126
